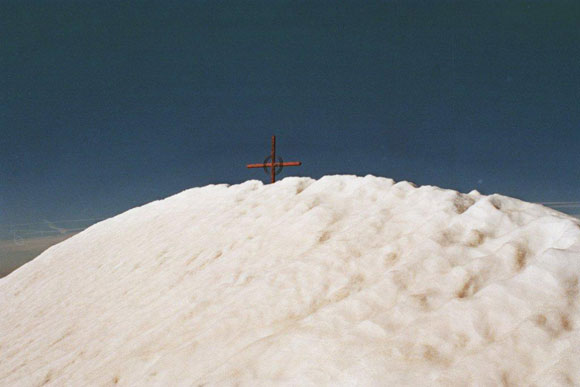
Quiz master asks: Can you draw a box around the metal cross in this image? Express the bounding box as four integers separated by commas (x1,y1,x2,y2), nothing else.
246,136,302,183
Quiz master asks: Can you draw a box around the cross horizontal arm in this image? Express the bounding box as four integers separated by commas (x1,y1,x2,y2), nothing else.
246,163,267,168
278,162,302,167
246,161,302,168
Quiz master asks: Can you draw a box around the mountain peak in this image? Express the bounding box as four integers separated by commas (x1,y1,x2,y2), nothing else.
1,175,579,385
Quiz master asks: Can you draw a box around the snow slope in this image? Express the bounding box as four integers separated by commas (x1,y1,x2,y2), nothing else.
1,175,579,386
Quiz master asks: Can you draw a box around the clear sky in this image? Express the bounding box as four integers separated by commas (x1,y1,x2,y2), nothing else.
2,0,579,227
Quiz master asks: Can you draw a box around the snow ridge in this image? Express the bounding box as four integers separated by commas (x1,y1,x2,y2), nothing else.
1,175,579,386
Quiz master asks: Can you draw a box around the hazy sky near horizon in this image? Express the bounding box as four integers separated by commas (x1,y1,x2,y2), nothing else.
2,0,579,226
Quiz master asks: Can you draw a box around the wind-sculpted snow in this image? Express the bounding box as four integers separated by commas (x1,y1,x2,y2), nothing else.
1,175,579,386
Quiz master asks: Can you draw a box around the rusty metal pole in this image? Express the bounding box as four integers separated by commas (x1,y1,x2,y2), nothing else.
270,135,276,183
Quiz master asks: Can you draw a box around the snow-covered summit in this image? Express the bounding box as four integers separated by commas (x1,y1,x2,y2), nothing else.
1,175,579,386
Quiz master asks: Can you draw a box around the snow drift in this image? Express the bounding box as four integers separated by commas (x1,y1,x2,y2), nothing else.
1,175,579,386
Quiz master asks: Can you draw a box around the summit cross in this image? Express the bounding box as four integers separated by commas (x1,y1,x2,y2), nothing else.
246,136,302,184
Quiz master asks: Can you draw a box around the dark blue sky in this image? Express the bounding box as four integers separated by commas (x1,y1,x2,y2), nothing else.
2,0,579,225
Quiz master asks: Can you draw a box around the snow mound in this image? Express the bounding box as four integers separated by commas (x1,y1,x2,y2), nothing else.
1,175,580,386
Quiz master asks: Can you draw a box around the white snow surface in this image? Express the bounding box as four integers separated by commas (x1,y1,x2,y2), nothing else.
1,175,580,386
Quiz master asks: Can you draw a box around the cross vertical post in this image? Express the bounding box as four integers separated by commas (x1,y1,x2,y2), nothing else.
270,136,276,184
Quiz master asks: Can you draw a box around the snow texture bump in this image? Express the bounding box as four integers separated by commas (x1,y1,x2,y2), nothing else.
1,175,579,386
